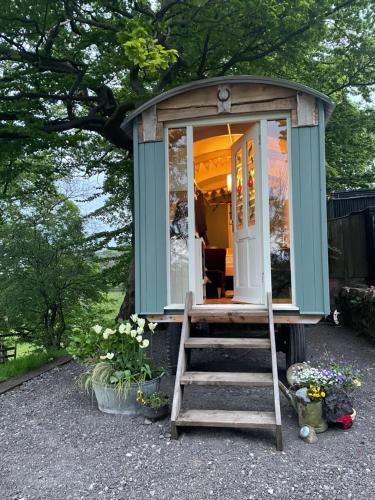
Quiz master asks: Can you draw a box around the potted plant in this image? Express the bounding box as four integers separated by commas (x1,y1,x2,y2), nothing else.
290,361,362,433
137,391,169,420
68,314,163,415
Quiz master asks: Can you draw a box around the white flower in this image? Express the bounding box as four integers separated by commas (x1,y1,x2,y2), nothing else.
106,352,114,360
137,318,145,329
148,322,157,332
93,324,102,334
118,323,126,334
100,355,107,360
137,326,143,335
103,328,115,339
130,330,137,338
125,323,132,335
130,314,139,323
136,335,143,343
140,339,150,349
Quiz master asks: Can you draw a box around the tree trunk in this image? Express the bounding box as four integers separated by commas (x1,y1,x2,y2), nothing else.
117,255,135,320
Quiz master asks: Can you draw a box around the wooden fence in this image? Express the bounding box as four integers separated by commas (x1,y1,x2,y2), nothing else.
328,212,368,281
0,334,18,364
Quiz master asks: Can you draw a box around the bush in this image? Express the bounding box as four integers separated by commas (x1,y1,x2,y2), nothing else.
336,287,375,339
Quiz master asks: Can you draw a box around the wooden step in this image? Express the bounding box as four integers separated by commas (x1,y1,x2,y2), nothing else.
189,308,269,324
185,337,271,349
176,409,276,429
180,371,273,386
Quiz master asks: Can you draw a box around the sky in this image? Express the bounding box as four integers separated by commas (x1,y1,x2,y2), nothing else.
58,172,110,235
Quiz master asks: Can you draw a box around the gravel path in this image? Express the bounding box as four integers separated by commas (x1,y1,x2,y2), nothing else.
0,323,374,500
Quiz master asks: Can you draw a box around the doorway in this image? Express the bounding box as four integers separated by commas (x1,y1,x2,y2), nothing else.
166,117,294,309
193,121,264,305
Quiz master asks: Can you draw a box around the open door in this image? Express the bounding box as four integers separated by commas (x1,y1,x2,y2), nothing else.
231,123,264,304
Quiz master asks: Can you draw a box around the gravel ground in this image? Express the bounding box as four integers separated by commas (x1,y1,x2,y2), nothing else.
0,323,374,500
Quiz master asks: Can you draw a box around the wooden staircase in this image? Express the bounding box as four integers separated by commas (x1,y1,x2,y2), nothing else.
170,291,283,450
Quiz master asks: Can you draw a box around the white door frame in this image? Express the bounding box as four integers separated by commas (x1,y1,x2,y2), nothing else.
164,112,296,310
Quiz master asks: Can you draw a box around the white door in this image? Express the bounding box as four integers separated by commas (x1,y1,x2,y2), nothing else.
231,124,264,304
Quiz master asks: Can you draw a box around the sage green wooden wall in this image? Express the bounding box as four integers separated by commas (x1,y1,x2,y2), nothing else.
134,123,168,314
291,102,330,315
134,103,330,315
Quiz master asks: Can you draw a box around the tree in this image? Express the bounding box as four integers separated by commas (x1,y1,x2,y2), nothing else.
0,186,106,348
326,101,375,192
0,0,374,314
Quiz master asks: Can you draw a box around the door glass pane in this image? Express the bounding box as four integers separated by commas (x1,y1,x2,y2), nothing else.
235,148,243,230
247,139,255,226
169,128,188,304
268,120,292,303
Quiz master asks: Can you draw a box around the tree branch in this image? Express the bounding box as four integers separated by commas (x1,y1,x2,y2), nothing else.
129,65,145,94
0,46,83,74
220,0,357,74
0,92,96,102
196,31,210,78
45,116,106,133
72,15,120,32
328,80,375,95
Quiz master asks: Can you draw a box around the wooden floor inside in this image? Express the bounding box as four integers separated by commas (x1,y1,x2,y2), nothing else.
204,298,238,304
204,297,292,305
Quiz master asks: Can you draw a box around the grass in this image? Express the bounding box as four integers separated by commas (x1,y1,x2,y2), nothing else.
98,290,124,322
16,341,36,358
0,290,125,384
0,349,67,383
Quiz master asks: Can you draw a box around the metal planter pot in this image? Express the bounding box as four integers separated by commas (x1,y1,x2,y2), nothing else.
93,376,162,416
141,404,169,421
297,399,328,433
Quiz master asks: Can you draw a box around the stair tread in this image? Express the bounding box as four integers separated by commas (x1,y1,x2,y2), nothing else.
176,409,276,428
185,337,271,349
189,309,269,324
180,371,273,386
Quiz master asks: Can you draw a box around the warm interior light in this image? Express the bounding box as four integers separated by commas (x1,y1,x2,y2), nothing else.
226,174,232,193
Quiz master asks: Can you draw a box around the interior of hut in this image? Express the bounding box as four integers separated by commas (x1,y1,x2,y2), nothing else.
193,122,254,304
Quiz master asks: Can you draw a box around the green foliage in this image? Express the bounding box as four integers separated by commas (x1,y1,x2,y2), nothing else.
67,316,161,390
326,101,375,192
0,0,374,184
0,0,374,318
0,349,66,383
137,391,169,409
119,19,178,78
0,184,107,348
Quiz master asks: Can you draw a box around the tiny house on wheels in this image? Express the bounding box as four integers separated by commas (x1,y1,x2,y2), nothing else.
122,76,334,449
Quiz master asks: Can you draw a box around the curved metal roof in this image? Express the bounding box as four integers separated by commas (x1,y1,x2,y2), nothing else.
121,75,335,130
